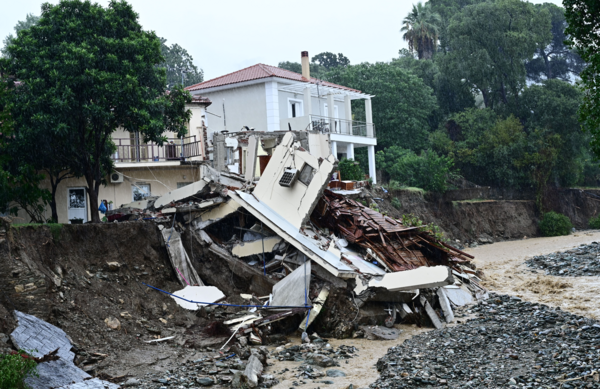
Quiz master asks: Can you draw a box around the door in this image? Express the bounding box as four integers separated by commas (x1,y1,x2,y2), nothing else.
67,187,87,223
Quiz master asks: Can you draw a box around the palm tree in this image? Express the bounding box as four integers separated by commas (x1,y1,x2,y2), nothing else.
401,2,442,60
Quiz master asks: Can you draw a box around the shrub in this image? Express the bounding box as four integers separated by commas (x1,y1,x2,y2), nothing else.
376,147,459,193
391,197,401,209
589,215,600,229
539,212,573,237
0,351,38,389
338,158,364,181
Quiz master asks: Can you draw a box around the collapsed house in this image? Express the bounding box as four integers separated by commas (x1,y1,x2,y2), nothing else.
107,131,487,341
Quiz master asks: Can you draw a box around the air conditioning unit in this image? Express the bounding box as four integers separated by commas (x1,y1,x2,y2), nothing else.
110,172,124,184
279,168,298,187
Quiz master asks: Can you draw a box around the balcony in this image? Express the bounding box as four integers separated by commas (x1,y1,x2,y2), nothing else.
309,115,375,138
111,136,202,163
280,115,376,138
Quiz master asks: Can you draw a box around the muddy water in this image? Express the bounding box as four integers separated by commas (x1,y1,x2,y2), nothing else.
268,325,430,389
466,230,600,319
268,232,600,388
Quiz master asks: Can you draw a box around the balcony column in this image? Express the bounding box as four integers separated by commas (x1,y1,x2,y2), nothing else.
327,93,335,132
331,141,338,159
346,143,354,160
344,95,352,135
365,97,374,137
368,145,377,184
303,86,312,122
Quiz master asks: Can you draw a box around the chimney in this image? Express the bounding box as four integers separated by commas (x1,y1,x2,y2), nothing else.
301,51,310,80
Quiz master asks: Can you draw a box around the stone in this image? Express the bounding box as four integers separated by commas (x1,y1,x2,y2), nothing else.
104,317,121,330
326,369,346,377
240,355,263,388
120,311,132,320
306,353,336,367
123,378,141,387
196,377,214,386
106,262,121,271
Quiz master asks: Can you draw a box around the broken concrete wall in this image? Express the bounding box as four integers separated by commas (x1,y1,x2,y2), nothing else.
252,132,336,230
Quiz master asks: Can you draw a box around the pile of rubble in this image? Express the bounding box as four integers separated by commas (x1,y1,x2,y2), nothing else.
104,132,487,338
526,243,600,276
371,293,600,388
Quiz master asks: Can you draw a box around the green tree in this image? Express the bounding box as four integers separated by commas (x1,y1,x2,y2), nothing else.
511,79,588,187
525,3,585,82
277,60,326,79
376,146,457,192
311,52,350,70
445,0,551,108
160,38,204,89
326,62,438,150
564,0,600,159
1,13,40,57
0,79,50,221
401,2,442,60
1,0,192,223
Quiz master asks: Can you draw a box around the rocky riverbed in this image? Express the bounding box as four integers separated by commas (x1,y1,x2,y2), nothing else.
371,293,600,389
526,242,600,277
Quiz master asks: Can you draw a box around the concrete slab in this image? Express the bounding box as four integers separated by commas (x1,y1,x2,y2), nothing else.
356,266,454,294
232,236,282,258
437,288,455,323
154,180,209,209
420,296,444,329
191,200,241,230
245,135,258,181
443,285,474,306
11,311,117,389
170,285,225,310
11,311,74,360
252,132,336,229
299,287,329,331
241,354,263,388
229,191,355,278
161,228,204,286
271,261,311,308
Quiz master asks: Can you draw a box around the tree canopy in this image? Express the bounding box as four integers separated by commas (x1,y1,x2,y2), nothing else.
1,0,192,222
1,13,40,58
564,0,600,159
445,0,551,108
160,38,204,89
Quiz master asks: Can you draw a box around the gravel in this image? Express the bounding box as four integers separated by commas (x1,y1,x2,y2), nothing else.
526,242,600,276
371,293,600,388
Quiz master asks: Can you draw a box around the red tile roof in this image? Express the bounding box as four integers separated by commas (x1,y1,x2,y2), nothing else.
185,64,361,93
190,95,212,106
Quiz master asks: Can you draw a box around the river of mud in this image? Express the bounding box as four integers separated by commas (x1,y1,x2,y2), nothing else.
467,229,600,320
267,231,600,389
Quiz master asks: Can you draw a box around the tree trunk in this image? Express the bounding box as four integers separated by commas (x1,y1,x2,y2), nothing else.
85,174,101,223
49,179,59,223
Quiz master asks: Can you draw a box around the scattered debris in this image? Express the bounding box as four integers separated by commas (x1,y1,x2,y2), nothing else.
170,285,226,310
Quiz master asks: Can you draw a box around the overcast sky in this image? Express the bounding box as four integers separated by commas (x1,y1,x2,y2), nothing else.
2,0,564,81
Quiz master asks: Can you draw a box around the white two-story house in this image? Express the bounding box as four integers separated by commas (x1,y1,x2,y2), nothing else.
185,51,377,183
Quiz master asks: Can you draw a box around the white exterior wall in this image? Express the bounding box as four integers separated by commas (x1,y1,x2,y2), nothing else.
192,83,267,138
14,165,202,224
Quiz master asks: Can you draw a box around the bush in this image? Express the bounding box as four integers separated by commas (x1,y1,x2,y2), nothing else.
539,212,573,237
391,197,401,209
376,147,459,193
338,158,364,181
589,215,600,229
0,351,38,389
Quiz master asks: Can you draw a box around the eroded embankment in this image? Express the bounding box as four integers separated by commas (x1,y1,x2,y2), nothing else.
0,220,211,377
364,186,600,245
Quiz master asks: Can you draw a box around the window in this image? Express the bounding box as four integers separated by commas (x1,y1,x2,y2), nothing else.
132,184,151,201
288,99,304,118
177,182,192,189
298,163,315,186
